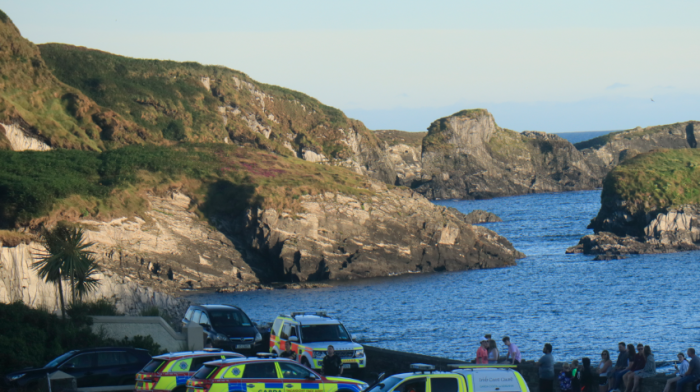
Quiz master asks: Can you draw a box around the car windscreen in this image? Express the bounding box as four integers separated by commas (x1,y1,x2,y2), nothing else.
193,365,219,379
45,351,78,368
209,310,252,328
367,376,403,392
300,324,351,343
142,359,167,373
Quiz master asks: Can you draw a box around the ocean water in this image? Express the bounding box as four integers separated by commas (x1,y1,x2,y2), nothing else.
556,130,618,144
187,190,699,364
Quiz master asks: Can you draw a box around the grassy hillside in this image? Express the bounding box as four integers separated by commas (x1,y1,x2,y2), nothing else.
0,11,149,150
0,143,373,229
601,148,700,214
39,44,380,158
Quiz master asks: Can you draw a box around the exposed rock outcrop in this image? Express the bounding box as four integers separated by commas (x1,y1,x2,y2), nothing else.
0,123,51,151
239,183,524,282
460,209,503,224
411,109,604,199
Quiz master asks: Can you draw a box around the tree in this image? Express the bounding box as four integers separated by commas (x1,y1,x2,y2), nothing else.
33,224,99,316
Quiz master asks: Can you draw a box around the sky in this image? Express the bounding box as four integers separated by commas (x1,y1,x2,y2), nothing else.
2,0,700,133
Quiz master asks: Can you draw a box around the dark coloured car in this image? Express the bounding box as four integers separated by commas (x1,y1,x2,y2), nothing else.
4,347,151,391
181,305,263,355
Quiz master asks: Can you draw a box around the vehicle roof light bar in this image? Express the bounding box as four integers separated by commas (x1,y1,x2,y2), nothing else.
203,348,223,352
290,311,329,318
255,352,278,358
447,364,518,369
410,363,436,373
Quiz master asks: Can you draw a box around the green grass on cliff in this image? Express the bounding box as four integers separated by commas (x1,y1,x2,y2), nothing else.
0,144,373,228
602,148,700,214
374,130,426,147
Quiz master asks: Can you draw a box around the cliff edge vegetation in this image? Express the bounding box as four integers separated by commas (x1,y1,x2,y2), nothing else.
568,148,700,256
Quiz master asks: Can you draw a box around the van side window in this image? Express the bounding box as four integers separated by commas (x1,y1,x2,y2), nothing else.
200,313,211,326
192,310,202,324
290,326,298,338
185,308,194,321
430,378,459,392
396,378,426,392
271,319,283,337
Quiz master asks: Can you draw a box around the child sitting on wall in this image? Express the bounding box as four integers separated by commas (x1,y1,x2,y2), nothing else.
559,363,573,392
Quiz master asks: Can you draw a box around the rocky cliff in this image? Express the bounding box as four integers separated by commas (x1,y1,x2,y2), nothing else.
568,149,700,256
577,121,699,176
410,109,604,199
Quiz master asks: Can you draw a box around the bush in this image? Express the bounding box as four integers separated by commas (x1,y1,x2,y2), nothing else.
0,302,163,376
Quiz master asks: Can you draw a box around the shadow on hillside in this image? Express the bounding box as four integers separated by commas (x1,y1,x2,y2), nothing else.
200,180,284,283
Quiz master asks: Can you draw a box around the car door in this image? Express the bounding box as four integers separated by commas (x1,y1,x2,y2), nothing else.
278,362,321,392
96,351,134,386
393,377,426,392
242,362,283,392
60,353,99,388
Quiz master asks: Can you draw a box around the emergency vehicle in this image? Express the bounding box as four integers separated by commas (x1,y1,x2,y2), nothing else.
269,312,366,372
135,349,243,392
366,364,530,392
184,356,368,392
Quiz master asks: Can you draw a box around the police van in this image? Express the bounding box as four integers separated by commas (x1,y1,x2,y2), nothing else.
366,364,530,392
269,312,366,372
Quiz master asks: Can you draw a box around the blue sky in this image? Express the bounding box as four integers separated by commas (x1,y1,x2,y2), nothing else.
3,0,700,133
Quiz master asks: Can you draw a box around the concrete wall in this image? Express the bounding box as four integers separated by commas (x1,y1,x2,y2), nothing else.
363,346,691,392
92,316,203,352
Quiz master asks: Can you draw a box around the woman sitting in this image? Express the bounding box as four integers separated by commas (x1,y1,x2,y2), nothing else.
597,350,613,392
663,353,690,392
623,344,645,392
630,346,655,392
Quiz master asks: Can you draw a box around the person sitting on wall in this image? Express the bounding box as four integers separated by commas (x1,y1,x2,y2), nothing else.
676,348,700,392
280,340,297,361
597,350,613,392
622,344,646,392
608,342,629,392
629,345,655,392
663,352,689,392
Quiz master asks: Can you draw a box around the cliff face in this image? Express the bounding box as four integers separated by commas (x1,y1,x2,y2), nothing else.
577,121,699,176
412,109,603,199
568,149,700,256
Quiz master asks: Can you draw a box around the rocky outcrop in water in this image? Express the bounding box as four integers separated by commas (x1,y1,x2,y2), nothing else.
410,109,604,199
460,209,502,224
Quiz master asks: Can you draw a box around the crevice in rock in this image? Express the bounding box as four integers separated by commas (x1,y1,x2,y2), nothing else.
686,123,697,148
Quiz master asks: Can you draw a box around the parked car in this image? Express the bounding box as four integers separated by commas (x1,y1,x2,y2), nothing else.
181,305,263,355
135,348,243,392
366,363,530,392
185,356,368,392
4,347,151,391
270,312,366,372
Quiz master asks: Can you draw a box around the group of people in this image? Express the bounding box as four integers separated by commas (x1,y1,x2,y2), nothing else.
535,342,700,392
476,335,522,365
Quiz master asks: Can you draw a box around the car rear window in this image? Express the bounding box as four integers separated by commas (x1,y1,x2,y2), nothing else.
194,365,219,379
431,378,459,392
142,359,167,373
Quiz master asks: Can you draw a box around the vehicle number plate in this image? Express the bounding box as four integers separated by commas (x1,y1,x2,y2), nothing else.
343,364,351,369
237,344,251,349
137,381,143,388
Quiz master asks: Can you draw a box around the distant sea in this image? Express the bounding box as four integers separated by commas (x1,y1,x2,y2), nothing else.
555,130,619,144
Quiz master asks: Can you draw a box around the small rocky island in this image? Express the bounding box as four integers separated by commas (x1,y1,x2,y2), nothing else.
567,148,700,257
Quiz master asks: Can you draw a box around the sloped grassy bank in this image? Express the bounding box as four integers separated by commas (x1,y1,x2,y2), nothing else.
568,149,700,256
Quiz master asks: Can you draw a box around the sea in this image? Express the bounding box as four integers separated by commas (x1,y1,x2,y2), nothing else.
187,190,699,365
555,130,619,144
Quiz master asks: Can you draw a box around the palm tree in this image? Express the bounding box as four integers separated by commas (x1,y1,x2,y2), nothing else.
74,255,101,301
33,224,98,316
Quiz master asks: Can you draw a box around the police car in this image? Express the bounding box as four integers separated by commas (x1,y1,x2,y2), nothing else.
135,349,244,392
184,356,368,392
270,312,366,372
366,364,530,392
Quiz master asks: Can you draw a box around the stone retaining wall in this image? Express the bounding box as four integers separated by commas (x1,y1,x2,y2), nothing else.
91,316,204,352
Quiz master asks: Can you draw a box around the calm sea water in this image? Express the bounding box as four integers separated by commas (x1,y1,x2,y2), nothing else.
556,130,618,144
187,190,699,364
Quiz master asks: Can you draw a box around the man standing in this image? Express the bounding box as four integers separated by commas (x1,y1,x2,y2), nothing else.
280,340,297,361
608,342,628,392
676,348,700,392
537,343,555,392
503,337,522,365
477,337,489,364
322,345,343,376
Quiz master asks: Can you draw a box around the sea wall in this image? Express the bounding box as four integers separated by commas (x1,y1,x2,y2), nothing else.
363,346,684,392
91,316,204,352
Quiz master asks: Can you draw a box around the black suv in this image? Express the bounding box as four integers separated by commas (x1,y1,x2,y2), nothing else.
181,304,263,354
4,347,151,391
